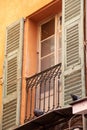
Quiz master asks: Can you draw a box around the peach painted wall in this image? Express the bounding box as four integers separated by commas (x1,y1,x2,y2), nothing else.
0,0,53,126
21,18,38,124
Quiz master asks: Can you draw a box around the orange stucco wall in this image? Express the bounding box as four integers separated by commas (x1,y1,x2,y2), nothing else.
0,0,53,126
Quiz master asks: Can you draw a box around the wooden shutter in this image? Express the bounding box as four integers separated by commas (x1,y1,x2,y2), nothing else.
62,0,85,106
2,18,24,130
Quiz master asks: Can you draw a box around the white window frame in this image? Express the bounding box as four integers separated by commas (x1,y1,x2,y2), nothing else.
38,14,62,72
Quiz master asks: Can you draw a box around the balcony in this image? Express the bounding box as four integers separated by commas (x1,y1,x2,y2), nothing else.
25,63,61,121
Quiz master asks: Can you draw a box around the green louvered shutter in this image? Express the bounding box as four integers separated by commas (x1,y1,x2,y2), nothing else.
2,19,24,130
62,0,85,106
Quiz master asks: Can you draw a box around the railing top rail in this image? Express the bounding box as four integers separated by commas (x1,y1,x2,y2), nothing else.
26,63,61,81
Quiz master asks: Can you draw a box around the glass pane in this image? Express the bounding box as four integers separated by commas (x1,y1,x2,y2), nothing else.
41,54,54,71
41,36,54,57
41,18,55,40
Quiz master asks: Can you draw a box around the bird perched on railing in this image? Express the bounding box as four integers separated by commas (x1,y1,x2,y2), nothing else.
70,94,80,101
34,108,44,117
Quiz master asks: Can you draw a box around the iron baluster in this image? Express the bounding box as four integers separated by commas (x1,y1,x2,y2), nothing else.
43,72,47,112
34,76,39,110
43,81,46,112
24,81,28,122
57,70,61,108
48,79,51,111
29,87,33,119
39,74,43,110
39,83,42,110
53,77,55,109
34,84,37,111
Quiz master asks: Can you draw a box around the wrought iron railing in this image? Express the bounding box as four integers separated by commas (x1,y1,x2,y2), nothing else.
25,63,61,121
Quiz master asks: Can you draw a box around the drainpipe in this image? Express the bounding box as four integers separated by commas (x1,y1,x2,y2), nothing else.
84,0,87,129
85,0,87,92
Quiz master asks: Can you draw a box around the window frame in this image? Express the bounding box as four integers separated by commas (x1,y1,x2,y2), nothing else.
38,14,62,72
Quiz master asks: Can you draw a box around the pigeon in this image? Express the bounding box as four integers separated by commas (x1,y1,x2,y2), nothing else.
70,94,80,101
34,108,44,117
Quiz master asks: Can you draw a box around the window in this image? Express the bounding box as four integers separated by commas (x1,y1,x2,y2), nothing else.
24,0,62,119
37,14,62,110
39,15,62,71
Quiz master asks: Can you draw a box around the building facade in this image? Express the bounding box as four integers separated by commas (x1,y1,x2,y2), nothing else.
0,0,53,129
0,0,87,130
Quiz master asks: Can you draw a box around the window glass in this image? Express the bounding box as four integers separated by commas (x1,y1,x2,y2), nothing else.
41,54,54,71
41,36,54,57
40,18,55,71
41,18,55,40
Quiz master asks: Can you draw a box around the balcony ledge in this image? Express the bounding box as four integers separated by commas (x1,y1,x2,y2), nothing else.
14,106,73,130
70,97,87,114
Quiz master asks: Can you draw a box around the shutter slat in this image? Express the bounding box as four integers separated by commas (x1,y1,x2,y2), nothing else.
67,42,79,49
2,99,17,130
67,51,79,60
65,0,81,22
7,39,19,47
63,70,83,105
3,107,16,116
65,3,80,12
7,56,17,94
7,24,20,33
66,24,79,67
7,33,20,42
2,120,16,130
7,24,20,54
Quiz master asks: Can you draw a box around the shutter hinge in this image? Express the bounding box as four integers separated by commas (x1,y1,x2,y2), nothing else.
0,77,3,85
